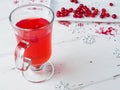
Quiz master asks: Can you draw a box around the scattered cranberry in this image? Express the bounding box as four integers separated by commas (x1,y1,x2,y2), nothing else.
112,14,117,19
106,13,110,17
70,0,78,4
74,0,78,4
109,2,114,6
100,14,104,19
61,7,66,12
58,21,71,27
91,14,96,18
14,0,19,4
101,8,106,13
70,0,74,2
91,7,95,10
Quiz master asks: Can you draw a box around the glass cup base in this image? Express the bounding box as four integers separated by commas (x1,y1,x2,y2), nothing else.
22,61,54,83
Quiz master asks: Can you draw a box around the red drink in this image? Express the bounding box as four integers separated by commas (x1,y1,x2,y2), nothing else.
15,18,52,67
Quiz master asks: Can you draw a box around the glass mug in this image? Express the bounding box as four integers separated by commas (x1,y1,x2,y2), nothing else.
9,4,54,83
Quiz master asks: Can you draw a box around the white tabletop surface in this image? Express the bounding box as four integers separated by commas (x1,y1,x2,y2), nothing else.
1,0,120,90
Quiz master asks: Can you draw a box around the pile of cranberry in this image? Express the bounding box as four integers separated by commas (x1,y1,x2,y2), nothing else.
56,1,117,19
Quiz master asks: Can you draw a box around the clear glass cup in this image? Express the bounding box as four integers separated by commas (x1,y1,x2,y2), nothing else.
9,4,54,83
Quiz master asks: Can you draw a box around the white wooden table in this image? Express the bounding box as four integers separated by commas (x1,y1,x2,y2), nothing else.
0,0,120,90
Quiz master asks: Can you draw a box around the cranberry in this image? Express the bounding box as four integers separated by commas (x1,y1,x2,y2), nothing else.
91,7,95,10
112,14,117,19
100,8,111,18
101,8,106,13
79,9,84,14
100,14,104,18
73,14,78,18
64,9,69,13
101,12,106,17
70,0,78,3
93,9,99,15
70,0,74,2
84,12,90,17
82,6,89,12
109,3,114,6
64,12,69,16
68,8,73,12
74,0,78,3
76,11,81,15
56,14,60,17
91,14,96,18
106,13,110,17
79,4,84,8
76,8,80,12
60,13,65,17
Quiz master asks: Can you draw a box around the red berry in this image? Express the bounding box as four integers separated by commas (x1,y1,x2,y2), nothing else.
79,4,84,7
63,12,68,16
79,9,84,14
76,8,80,12
100,14,104,18
84,13,90,17
73,14,78,18
70,0,78,3
93,9,99,15
68,8,73,12
78,14,83,18
91,7,95,10
101,12,106,17
56,14,60,17
56,11,61,14
87,10,91,14
74,0,78,4
60,13,65,17
56,11,61,17
109,3,114,6
101,8,106,13
61,7,65,12
112,14,117,19
106,13,110,17
82,6,89,12
70,0,74,2
91,14,96,18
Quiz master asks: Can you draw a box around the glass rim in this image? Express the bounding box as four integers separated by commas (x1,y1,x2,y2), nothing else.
9,4,55,31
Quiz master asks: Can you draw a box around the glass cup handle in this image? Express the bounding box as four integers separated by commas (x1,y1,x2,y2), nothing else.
15,40,31,71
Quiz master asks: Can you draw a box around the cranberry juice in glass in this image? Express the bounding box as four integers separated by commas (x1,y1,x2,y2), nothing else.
9,4,54,83
16,18,52,67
